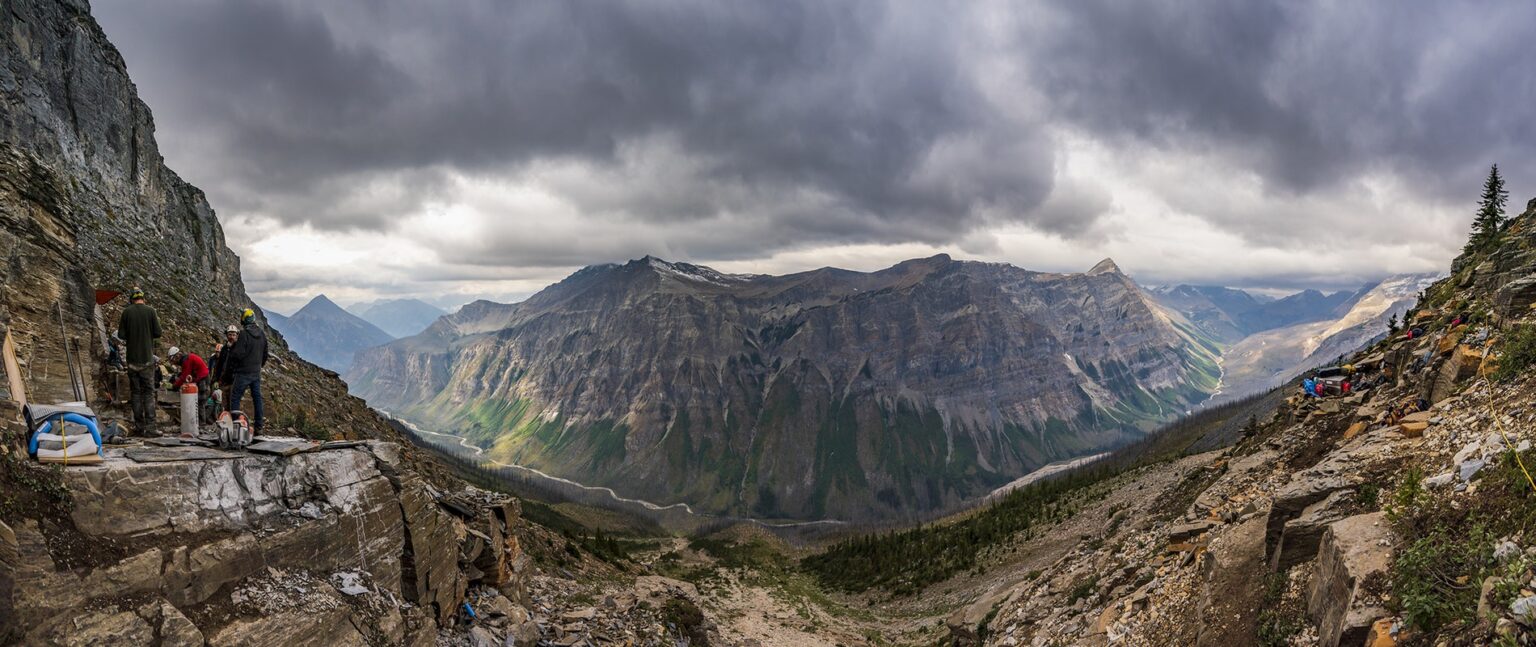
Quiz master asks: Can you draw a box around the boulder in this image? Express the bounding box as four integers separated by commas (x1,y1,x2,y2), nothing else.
135,600,205,647
1423,473,1455,489
1272,489,1355,572
470,498,525,592
1168,520,1218,543
1366,618,1396,647
1307,512,1394,647
1193,516,1268,646
469,625,499,647
4,521,96,628
1479,577,1505,621
1430,345,1484,403
1398,421,1429,438
160,604,204,647
507,620,540,647
401,607,438,647
1343,422,1368,440
1512,595,1536,626
2,443,492,645
395,473,468,624
94,548,163,599
1266,473,1358,570
162,535,263,606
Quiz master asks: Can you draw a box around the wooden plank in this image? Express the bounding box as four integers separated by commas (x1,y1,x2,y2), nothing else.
38,453,104,465
2,331,25,411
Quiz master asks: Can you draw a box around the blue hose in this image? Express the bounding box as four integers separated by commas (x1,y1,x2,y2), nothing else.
28,412,103,457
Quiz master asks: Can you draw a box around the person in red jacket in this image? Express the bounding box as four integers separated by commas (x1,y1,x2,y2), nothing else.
168,347,210,396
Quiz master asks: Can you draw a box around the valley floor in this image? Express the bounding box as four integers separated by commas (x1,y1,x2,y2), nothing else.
511,449,1228,646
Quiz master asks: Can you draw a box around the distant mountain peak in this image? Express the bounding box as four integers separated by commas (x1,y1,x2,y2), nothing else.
277,294,395,372
297,294,348,316
628,255,754,286
1088,258,1122,275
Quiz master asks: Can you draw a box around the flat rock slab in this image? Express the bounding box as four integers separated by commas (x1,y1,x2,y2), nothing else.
124,447,241,462
248,439,321,456
1168,520,1218,543
144,437,218,448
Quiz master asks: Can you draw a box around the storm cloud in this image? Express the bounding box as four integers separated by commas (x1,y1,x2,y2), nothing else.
93,0,1536,311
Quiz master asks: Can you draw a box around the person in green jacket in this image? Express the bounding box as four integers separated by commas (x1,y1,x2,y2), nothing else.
116,287,162,435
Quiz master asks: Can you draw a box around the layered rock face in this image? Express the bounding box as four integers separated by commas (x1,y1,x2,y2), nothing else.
0,442,529,646
0,0,397,441
0,4,526,641
353,255,1219,520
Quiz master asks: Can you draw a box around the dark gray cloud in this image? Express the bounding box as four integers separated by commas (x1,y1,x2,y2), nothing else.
1021,0,1536,205
93,0,1536,300
98,0,1053,242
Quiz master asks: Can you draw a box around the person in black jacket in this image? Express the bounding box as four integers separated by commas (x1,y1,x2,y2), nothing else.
117,287,162,435
226,309,270,433
208,325,239,424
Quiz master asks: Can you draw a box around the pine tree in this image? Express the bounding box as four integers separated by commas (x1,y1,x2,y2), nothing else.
1388,312,1400,335
1466,164,1510,254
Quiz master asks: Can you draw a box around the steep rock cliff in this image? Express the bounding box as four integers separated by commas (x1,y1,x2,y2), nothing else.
0,3,533,644
0,0,400,443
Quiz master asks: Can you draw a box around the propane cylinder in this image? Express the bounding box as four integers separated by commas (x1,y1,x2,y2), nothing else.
180,382,199,436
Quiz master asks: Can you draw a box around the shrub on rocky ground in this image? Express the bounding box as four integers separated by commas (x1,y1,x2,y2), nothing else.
0,426,71,522
1389,449,1536,637
1392,525,1493,631
1494,325,1536,382
1255,572,1304,647
661,597,709,645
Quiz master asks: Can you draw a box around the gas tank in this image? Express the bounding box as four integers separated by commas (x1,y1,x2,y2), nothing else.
179,382,199,437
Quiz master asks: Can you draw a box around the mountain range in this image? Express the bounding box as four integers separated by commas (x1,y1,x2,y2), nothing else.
351,255,1221,520
268,295,394,373
348,298,447,338
1210,273,1442,398
1146,284,1364,343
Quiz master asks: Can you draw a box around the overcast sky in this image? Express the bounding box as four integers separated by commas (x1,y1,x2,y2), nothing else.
95,1,1535,313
